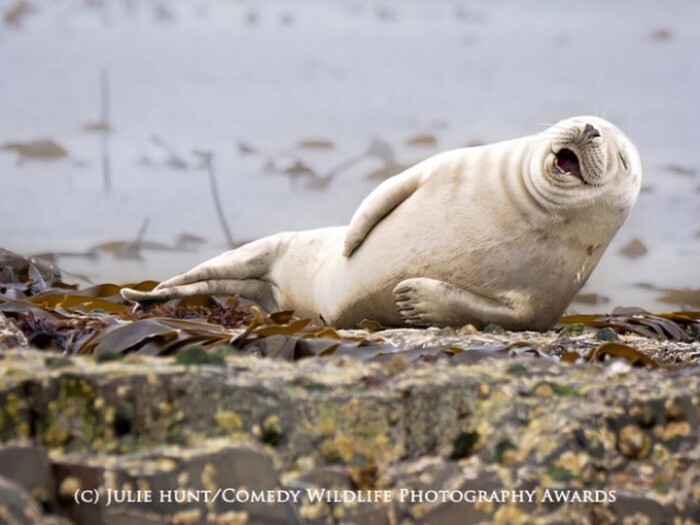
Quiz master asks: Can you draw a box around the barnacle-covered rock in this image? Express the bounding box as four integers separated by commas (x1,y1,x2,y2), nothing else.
0,346,699,523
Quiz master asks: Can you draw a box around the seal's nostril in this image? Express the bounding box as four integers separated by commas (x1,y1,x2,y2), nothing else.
583,123,600,140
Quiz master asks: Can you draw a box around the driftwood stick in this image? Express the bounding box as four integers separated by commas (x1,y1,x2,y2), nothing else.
100,67,112,193
195,151,236,248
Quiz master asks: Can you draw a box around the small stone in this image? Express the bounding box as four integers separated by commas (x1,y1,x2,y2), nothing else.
665,398,686,421
595,328,619,341
617,424,651,459
560,322,586,335
654,421,691,441
478,383,490,398
457,324,478,335
450,431,479,460
58,476,82,500
533,383,555,397
95,350,124,364
261,414,283,446
482,323,506,334
44,356,74,369
506,363,528,375
175,345,225,366
215,410,244,433
629,403,657,427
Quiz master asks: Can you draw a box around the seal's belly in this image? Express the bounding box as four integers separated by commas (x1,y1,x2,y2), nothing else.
328,186,587,327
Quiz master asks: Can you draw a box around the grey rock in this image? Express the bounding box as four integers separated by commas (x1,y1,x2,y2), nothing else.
0,446,55,512
0,312,28,350
0,247,61,287
52,440,300,525
0,475,46,525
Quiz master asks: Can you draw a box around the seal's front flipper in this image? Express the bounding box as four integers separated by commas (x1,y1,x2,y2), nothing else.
343,168,424,257
393,277,529,330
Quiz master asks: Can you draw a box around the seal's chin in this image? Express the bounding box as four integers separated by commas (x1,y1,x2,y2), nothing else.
554,148,584,182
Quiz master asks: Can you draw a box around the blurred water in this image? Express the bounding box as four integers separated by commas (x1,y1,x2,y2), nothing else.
0,0,698,313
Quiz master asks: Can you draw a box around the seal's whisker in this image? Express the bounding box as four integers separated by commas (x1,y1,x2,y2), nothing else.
593,105,611,119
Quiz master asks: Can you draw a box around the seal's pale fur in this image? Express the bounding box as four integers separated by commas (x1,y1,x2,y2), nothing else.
121,116,642,330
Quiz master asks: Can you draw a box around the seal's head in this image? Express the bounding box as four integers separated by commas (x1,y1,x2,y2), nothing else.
527,116,642,212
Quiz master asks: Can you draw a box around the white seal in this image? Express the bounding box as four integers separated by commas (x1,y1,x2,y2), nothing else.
121,116,642,330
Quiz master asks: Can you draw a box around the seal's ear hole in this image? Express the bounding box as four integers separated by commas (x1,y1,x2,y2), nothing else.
618,152,628,170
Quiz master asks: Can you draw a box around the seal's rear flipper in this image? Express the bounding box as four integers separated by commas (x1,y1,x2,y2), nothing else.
120,235,288,308
120,287,161,303
119,287,167,314
121,279,277,312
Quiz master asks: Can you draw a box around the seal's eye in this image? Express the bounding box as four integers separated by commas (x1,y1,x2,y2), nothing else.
555,148,582,180
618,152,628,170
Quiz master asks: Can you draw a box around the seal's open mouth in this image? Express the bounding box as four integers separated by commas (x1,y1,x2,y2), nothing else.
555,148,582,180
